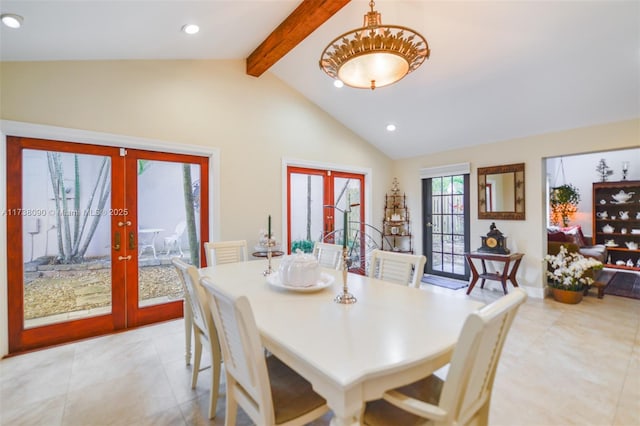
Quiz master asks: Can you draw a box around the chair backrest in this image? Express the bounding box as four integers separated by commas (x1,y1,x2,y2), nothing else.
172,258,216,341
368,249,427,288
200,276,276,424
438,288,527,425
175,220,187,237
312,242,344,270
204,240,248,266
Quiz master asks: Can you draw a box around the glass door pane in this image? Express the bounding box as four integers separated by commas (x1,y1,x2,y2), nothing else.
333,176,366,273
137,159,201,308
424,175,470,279
8,137,125,353
22,149,113,328
289,171,324,253
287,167,366,272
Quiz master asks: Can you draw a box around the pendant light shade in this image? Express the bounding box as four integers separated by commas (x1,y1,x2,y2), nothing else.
319,1,429,90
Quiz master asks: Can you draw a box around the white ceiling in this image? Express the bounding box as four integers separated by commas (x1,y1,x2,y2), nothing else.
1,1,639,159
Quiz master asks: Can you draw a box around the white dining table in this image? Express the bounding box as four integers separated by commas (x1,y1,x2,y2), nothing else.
199,259,483,426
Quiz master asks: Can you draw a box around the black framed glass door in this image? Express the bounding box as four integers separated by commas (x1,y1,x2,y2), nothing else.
423,174,470,280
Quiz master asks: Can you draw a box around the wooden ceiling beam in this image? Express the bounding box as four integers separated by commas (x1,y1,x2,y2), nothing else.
246,0,350,77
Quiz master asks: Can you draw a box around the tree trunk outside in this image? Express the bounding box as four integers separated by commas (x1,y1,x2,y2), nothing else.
306,175,312,241
183,164,200,267
46,152,111,263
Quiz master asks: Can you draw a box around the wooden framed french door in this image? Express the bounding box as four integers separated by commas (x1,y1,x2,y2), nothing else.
286,167,366,272
6,136,208,353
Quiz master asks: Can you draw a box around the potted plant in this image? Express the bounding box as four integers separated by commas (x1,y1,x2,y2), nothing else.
549,184,580,227
544,245,603,303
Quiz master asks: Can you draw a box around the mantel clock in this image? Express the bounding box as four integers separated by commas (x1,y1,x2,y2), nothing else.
478,222,510,254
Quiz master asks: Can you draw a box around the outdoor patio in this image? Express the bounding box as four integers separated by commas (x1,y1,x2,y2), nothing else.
23,252,189,327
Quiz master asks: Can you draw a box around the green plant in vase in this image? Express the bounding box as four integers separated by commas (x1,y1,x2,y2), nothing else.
291,239,314,253
550,184,580,227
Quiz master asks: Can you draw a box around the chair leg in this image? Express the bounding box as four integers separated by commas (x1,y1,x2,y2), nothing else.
208,345,222,419
475,399,490,426
184,308,192,366
224,379,238,426
192,337,202,389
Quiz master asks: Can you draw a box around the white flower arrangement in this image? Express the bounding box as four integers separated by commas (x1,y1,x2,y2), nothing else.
544,245,603,291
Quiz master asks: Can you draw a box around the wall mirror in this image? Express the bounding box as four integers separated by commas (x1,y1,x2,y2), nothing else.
477,163,525,220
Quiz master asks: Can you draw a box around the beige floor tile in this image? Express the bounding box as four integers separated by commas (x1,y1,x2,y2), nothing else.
62,363,179,425
0,345,75,410
0,394,66,426
1,284,638,426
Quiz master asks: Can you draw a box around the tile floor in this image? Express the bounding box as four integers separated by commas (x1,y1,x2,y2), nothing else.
1,284,639,426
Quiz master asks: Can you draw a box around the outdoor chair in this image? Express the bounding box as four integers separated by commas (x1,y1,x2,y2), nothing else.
368,249,427,288
172,258,222,419
164,220,187,256
363,288,527,426
200,276,330,426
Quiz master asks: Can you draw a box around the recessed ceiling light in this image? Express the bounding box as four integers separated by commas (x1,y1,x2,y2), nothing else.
181,24,199,35
386,124,397,132
333,80,344,88
1,13,23,29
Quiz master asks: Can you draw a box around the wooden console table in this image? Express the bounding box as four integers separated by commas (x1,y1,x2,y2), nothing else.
465,252,524,295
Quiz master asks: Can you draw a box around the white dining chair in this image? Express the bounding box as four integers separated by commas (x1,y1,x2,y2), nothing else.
362,288,527,426
312,241,344,269
368,249,427,288
200,276,330,426
172,259,222,420
204,240,248,267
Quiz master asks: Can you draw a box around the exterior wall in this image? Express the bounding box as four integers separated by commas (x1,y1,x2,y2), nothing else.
392,118,640,297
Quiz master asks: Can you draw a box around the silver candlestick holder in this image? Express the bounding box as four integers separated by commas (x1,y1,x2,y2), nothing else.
334,247,356,304
263,238,277,276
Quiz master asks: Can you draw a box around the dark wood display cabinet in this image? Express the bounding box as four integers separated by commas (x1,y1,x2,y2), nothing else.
593,180,640,270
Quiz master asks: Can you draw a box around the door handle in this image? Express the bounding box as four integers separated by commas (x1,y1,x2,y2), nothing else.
118,220,132,227
114,231,121,251
426,223,433,227
129,231,136,250
118,255,132,261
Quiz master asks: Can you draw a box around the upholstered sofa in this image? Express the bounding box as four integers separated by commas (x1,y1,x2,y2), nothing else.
547,226,607,263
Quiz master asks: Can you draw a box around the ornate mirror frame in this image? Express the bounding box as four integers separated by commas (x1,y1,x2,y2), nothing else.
477,163,525,220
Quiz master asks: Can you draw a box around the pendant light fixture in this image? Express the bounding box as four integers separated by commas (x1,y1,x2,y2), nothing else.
319,1,430,90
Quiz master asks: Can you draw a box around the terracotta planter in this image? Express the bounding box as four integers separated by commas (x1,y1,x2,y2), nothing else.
551,287,583,304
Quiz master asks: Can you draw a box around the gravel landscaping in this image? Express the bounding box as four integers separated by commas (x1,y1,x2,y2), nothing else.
24,264,183,320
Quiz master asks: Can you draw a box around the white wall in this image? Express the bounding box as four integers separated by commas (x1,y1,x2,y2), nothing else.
0,59,393,356
392,119,640,297
1,59,638,356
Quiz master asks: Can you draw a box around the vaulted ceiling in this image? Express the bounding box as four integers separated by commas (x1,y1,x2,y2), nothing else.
1,1,638,159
